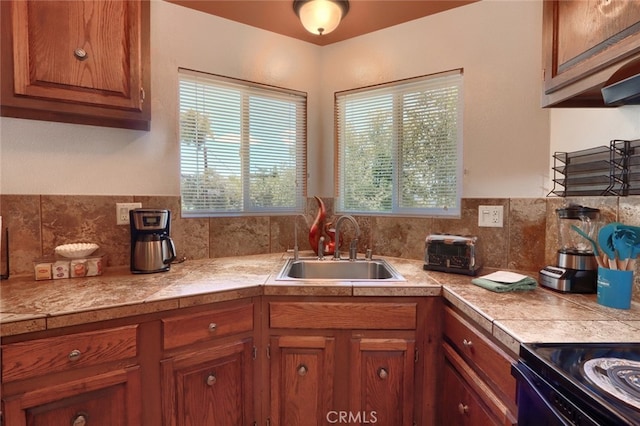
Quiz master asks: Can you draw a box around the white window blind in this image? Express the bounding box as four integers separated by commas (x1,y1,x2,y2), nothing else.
335,69,463,216
179,68,307,216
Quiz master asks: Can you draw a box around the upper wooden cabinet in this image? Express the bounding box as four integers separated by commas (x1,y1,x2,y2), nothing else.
0,0,151,130
542,0,640,107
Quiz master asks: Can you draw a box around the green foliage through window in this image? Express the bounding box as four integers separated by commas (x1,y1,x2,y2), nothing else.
336,70,463,216
179,69,307,216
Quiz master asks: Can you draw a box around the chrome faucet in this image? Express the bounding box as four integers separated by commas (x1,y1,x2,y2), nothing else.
333,215,360,261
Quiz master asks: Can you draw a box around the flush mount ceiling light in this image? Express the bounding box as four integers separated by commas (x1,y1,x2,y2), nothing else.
293,0,350,36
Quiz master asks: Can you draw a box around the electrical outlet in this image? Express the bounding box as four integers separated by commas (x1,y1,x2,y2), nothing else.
116,202,142,225
478,205,504,228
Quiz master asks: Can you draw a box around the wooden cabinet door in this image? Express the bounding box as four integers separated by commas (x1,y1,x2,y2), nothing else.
161,338,255,426
269,335,336,426
349,337,415,426
0,0,150,130
11,0,143,111
442,360,498,426
542,0,640,106
3,367,141,426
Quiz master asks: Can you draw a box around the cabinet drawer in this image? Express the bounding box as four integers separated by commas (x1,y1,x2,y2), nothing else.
1,325,138,382
269,302,417,329
444,307,516,403
162,304,254,350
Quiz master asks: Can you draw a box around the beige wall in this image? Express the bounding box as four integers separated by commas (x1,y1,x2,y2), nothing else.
1,1,638,199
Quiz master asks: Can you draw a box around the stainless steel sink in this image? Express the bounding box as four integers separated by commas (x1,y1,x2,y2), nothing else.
276,258,405,281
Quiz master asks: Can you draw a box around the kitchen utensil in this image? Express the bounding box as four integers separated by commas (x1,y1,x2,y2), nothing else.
598,223,619,268
612,227,635,269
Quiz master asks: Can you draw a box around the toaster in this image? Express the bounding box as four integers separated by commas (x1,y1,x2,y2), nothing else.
423,234,481,276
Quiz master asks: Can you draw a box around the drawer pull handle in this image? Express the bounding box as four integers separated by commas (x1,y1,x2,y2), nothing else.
462,339,473,348
71,412,88,426
206,373,216,386
208,323,217,332
68,349,82,361
73,48,88,60
378,367,388,379
297,364,308,376
457,403,469,415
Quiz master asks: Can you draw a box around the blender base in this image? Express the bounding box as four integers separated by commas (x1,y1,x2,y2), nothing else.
539,266,597,293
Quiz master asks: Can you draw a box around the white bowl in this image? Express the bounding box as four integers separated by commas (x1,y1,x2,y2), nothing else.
55,243,99,259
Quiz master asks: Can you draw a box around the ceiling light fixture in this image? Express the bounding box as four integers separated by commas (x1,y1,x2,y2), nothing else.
293,0,350,36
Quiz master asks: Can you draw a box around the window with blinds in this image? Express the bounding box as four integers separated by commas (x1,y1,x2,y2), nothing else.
335,69,463,216
179,69,307,216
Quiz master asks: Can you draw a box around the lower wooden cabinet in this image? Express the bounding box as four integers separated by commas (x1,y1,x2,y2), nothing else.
350,337,415,426
269,335,336,426
3,365,141,426
1,325,141,426
161,338,254,426
442,359,496,426
266,298,428,426
441,306,517,425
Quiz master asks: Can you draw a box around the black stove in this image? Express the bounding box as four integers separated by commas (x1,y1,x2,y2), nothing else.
512,343,640,425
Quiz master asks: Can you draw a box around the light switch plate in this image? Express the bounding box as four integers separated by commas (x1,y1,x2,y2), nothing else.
116,202,142,225
478,205,504,228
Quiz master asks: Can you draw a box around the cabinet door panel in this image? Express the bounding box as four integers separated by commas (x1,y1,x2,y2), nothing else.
12,0,143,110
3,367,141,426
269,335,335,426
350,338,415,426
161,338,254,426
442,360,497,426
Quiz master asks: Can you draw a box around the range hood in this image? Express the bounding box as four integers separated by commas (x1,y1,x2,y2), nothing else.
601,57,640,105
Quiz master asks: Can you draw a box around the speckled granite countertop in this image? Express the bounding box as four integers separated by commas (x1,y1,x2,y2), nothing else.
1,253,639,353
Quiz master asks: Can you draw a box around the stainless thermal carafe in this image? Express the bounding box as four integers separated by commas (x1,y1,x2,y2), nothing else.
130,209,176,273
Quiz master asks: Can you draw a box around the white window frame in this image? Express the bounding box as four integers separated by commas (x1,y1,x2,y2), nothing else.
178,68,307,217
335,69,463,217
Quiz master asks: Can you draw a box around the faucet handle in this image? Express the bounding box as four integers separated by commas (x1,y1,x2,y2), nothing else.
365,248,372,260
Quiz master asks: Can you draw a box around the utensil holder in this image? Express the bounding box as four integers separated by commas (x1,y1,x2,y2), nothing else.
597,266,633,309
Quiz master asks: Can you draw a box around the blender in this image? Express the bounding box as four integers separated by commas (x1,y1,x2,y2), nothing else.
539,205,600,293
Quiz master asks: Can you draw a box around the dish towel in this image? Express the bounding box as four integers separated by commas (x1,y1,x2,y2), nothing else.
471,271,537,293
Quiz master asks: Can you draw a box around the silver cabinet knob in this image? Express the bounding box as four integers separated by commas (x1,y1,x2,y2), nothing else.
68,349,82,361
73,48,88,60
458,403,469,415
378,367,388,379
71,412,88,426
462,339,473,348
297,364,308,376
208,323,217,332
206,373,216,386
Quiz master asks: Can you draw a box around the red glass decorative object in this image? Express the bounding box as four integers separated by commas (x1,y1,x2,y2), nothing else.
309,196,336,255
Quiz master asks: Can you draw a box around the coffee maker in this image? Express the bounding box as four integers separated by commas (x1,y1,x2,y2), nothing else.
539,205,600,293
130,209,176,273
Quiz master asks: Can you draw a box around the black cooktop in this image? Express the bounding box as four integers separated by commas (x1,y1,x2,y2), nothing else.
520,343,640,425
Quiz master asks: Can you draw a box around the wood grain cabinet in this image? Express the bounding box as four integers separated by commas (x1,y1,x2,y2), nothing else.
441,306,517,426
266,299,426,426
1,325,141,426
160,304,256,426
542,0,640,107
0,0,151,130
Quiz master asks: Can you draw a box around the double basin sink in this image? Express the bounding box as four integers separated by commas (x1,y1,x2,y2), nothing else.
276,257,405,281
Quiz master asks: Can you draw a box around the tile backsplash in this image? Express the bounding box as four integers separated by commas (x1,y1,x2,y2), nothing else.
1,194,640,300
